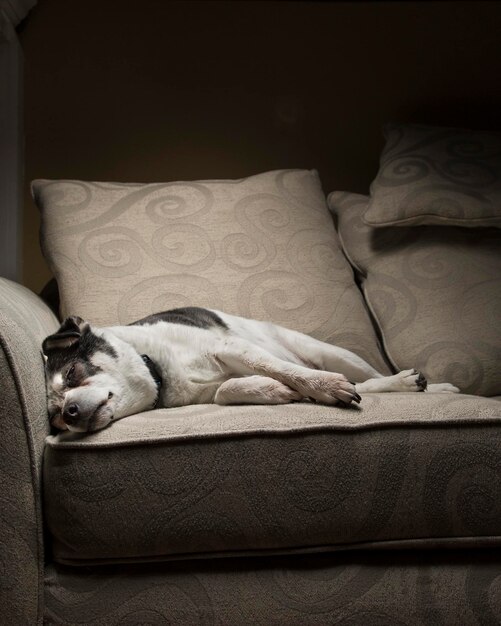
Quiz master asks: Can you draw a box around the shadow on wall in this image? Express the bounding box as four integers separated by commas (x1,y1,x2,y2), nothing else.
19,0,501,291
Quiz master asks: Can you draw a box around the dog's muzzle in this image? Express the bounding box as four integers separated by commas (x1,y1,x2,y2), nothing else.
60,384,116,431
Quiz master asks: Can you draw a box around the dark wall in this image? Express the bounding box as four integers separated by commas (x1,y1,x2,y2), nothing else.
20,0,501,291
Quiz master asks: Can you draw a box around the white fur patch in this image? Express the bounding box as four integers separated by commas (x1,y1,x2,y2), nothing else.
51,372,64,389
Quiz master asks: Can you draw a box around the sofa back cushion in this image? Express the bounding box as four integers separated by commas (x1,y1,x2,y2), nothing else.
33,170,389,371
364,123,501,228
329,191,501,396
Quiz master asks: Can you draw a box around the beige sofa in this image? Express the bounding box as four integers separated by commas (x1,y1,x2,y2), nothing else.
2,124,501,625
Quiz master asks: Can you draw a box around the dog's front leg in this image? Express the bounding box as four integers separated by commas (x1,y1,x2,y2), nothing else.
214,376,302,405
215,338,361,406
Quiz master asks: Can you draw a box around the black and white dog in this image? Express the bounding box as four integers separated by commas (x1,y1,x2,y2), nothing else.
42,307,459,432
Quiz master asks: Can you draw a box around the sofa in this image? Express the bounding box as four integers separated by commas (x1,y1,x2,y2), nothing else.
2,123,501,625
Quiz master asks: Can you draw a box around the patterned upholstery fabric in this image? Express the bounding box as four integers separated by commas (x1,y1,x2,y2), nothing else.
328,192,501,396
0,278,59,625
364,123,501,227
44,394,501,565
32,170,389,372
6,167,500,623
45,549,501,624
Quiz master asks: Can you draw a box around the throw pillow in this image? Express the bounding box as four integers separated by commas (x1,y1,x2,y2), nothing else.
364,123,501,228
32,170,390,372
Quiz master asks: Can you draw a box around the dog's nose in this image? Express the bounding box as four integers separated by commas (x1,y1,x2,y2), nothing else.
63,403,80,423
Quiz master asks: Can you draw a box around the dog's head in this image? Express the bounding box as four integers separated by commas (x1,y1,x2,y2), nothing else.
42,316,160,432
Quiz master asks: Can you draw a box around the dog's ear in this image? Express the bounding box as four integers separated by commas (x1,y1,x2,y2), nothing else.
42,316,88,355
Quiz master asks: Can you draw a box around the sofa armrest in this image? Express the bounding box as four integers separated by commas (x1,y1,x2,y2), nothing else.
0,278,59,625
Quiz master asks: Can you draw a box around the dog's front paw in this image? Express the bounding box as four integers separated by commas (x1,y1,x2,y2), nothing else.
306,373,361,406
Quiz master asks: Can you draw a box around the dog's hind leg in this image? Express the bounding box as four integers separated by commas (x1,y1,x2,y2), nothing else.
269,325,460,394
217,316,460,396
214,376,301,405
356,371,460,394
217,312,383,383
270,324,384,382
356,369,427,393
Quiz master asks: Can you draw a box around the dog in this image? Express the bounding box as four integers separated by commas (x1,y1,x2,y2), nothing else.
42,307,459,432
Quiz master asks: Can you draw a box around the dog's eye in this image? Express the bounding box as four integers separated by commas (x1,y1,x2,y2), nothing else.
66,364,76,381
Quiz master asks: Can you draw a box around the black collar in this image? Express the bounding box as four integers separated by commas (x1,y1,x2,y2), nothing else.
141,354,162,408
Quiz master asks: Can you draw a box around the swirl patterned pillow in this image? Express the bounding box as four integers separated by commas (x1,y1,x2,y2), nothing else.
32,170,389,372
364,123,501,228
328,191,501,396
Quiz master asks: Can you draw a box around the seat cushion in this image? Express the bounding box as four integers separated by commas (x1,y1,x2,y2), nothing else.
44,393,501,565
32,170,389,373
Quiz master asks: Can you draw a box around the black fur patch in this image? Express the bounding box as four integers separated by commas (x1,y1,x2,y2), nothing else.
141,354,163,390
45,327,117,375
131,307,228,331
